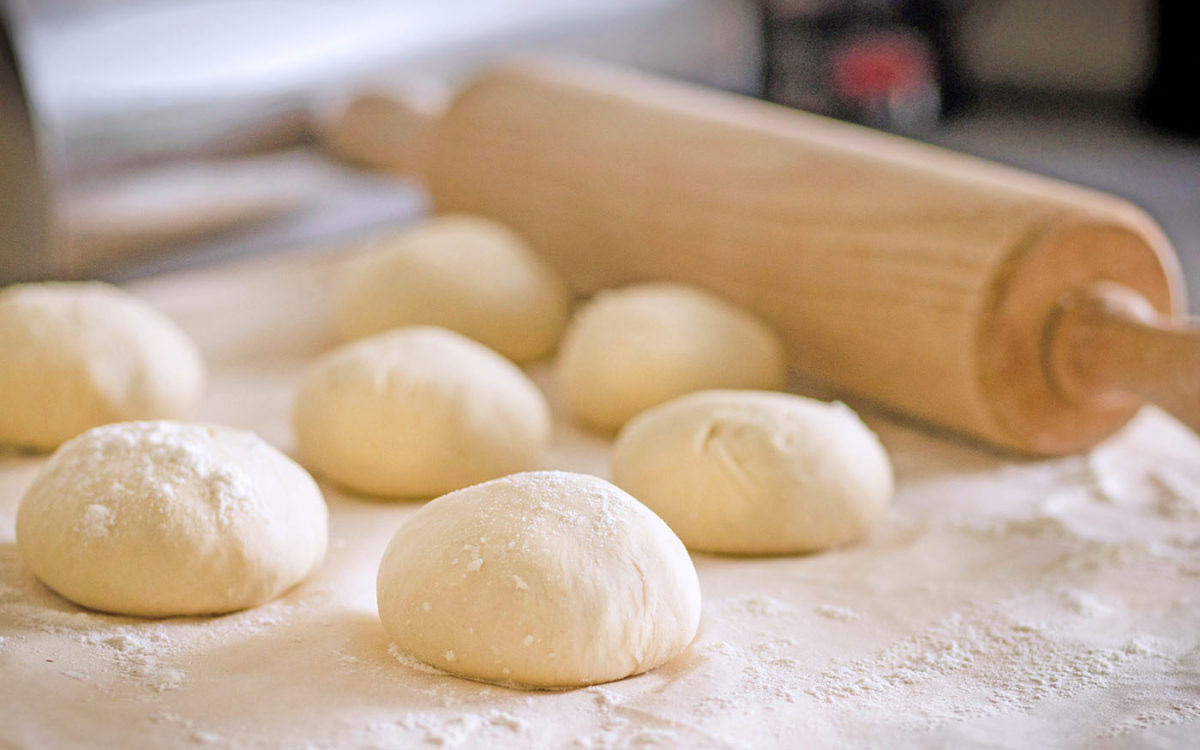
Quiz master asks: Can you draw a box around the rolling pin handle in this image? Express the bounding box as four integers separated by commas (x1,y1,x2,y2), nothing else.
1048,282,1200,434
316,81,448,176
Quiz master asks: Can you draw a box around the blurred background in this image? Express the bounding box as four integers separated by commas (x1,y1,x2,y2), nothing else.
2,0,1197,304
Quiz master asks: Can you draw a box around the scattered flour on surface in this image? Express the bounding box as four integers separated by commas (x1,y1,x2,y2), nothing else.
1084,452,1125,504
188,729,223,745
78,628,187,692
1098,700,1200,738
392,709,528,746
719,595,793,617
1149,468,1200,520
587,685,625,709
1054,587,1113,618
814,604,861,622
803,606,1159,730
2,385,1199,747
387,642,451,677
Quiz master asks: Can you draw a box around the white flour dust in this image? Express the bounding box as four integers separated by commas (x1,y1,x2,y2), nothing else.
3,391,1200,748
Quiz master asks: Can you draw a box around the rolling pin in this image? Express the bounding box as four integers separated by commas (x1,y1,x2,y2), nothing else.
321,59,1196,456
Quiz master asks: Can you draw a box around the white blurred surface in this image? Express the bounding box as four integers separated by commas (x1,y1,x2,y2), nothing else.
14,0,761,164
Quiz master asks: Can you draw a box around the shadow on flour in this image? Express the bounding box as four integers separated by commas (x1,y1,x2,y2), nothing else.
0,541,86,616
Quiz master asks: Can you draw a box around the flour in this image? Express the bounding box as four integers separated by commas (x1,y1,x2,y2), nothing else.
0,539,321,696
78,504,114,538
1149,467,1200,520
1053,587,1113,617
1100,700,1200,738
388,642,452,677
386,709,529,746
188,729,223,745
3,255,1200,748
78,628,187,692
814,604,861,621
33,422,266,532
587,686,625,709
718,595,793,617
805,608,1153,717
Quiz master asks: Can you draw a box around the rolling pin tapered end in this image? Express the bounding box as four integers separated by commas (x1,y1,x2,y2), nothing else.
1048,282,1200,437
317,81,447,176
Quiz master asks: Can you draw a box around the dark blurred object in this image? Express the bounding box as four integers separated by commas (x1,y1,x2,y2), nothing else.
1139,0,1200,136
761,0,951,133
951,0,1153,99
1,11,50,281
763,1,1197,140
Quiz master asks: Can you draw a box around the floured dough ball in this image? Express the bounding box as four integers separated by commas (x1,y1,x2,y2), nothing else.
0,282,205,450
377,471,700,688
16,421,328,617
556,282,786,432
294,326,550,498
333,214,570,362
611,390,892,555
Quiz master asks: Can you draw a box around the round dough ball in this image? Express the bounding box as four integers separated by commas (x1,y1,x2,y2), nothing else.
16,421,328,617
0,282,205,450
611,390,892,555
556,282,786,432
334,214,570,362
294,326,550,498
377,471,700,688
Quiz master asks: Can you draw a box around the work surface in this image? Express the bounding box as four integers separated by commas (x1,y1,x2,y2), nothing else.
2,248,1199,749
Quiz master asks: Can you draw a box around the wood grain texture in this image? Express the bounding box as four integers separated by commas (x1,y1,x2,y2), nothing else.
388,59,1183,454
1049,281,1200,436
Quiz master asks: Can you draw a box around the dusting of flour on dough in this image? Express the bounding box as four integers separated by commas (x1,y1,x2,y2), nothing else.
78,504,114,537
34,422,266,533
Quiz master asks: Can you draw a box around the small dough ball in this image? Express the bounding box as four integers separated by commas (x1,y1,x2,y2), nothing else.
16,421,328,617
611,390,892,555
294,326,550,498
0,282,205,450
377,471,700,688
334,214,570,362
557,283,786,432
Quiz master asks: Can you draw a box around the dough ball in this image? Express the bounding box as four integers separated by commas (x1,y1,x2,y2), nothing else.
294,326,550,498
556,282,786,432
333,214,570,362
0,282,205,450
16,421,328,617
377,471,700,688
611,390,892,555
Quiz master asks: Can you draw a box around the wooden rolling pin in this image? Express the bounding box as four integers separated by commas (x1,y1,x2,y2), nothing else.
321,59,1196,456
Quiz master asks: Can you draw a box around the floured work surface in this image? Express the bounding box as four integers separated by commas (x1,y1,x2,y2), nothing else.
2,249,1199,749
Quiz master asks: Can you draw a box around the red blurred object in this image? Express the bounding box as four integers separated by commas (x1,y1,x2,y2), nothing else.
829,32,933,102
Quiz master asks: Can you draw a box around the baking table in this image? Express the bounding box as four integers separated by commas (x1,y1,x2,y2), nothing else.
2,246,1199,748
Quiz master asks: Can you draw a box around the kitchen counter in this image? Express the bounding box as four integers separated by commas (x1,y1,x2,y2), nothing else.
2,245,1199,748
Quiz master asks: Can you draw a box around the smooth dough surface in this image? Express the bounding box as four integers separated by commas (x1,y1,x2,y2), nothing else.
0,282,205,450
611,390,893,555
377,471,701,689
294,326,550,498
16,421,328,617
333,214,570,362
556,282,786,432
